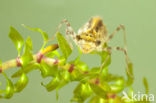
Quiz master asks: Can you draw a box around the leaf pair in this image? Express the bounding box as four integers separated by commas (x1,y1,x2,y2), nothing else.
9,26,33,67
0,72,28,99
41,70,71,92
9,25,49,57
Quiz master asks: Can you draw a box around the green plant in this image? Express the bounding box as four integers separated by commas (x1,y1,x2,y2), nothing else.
0,26,149,103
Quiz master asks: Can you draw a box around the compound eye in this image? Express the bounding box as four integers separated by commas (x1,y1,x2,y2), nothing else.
95,40,101,46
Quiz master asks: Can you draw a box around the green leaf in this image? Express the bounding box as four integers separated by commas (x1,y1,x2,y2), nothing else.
21,36,33,67
24,36,33,50
90,67,108,78
89,81,110,99
89,96,106,103
42,70,70,91
109,77,125,93
40,62,58,78
71,83,92,102
58,56,66,66
103,74,125,93
22,24,49,41
69,61,91,81
75,61,88,71
69,60,89,81
14,73,28,92
3,73,14,99
12,63,40,78
57,32,72,59
9,26,24,56
90,67,100,72
71,67,98,82
57,70,70,89
108,96,123,103
143,77,149,94
70,68,84,81
41,76,60,92
5,79,14,99
101,67,109,78
110,84,124,93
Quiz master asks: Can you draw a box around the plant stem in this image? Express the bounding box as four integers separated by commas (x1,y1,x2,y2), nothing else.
0,44,59,72
2,59,17,71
